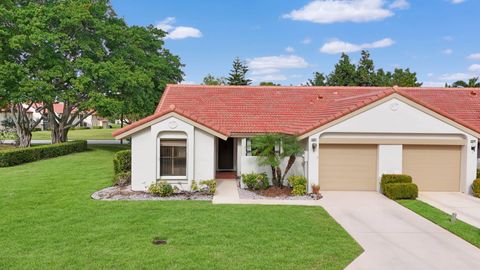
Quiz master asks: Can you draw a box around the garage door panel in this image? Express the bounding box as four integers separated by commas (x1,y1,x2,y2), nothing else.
403,145,461,191
319,144,377,191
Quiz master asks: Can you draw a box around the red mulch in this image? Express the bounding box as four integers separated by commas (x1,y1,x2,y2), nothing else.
256,186,292,197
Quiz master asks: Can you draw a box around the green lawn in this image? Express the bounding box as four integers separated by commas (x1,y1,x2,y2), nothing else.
398,200,480,248
0,145,362,269
32,128,119,140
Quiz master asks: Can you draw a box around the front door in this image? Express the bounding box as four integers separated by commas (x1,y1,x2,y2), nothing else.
217,138,234,170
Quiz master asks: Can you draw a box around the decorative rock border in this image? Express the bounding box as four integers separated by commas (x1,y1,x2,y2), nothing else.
91,185,212,201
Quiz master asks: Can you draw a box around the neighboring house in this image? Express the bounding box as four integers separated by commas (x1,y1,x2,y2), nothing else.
0,105,34,130
113,85,480,194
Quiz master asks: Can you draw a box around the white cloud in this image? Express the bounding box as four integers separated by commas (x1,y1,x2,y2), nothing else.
438,73,471,81
155,17,202,40
442,48,453,55
248,55,309,82
389,0,410,9
467,53,480,60
319,38,395,54
301,38,312,44
423,81,446,87
468,64,480,72
285,46,295,53
451,0,465,4
283,0,395,24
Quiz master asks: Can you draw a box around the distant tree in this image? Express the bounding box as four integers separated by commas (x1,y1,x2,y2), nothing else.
355,50,376,86
202,74,226,85
305,72,327,86
451,77,480,88
326,53,356,86
390,68,422,87
375,68,393,86
259,82,281,86
227,57,251,85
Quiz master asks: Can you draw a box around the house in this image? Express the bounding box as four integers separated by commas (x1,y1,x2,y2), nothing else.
113,85,480,194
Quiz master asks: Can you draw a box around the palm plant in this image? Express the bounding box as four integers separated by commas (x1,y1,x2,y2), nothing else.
251,134,303,187
452,77,480,88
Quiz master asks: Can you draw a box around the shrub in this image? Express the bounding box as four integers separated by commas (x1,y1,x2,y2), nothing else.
288,175,307,196
381,174,412,192
472,179,480,198
383,183,418,200
0,140,87,167
92,126,103,129
113,150,131,175
148,181,174,197
242,172,269,190
191,180,199,191
200,179,216,195
113,172,131,186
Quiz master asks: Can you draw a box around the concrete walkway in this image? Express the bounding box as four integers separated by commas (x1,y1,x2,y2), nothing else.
419,192,480,228
213,183,480,270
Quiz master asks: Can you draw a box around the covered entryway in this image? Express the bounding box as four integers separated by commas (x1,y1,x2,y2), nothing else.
403,145,461,191
319,144,377,191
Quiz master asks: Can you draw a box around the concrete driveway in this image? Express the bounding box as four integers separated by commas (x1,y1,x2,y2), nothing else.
318,192,480,270
419,192,480,228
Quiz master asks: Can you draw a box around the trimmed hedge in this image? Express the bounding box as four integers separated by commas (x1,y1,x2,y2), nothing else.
383,183,418,200
113,150,131,175
472,179,480,198
0,141,87,167
381,174,412,191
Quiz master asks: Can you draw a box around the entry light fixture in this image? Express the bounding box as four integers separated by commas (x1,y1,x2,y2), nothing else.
311,138,317,152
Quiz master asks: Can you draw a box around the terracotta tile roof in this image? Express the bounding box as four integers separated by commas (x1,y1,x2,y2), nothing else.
113,85,480,138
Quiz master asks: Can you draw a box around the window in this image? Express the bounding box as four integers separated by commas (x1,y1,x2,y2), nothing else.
160,140,186,176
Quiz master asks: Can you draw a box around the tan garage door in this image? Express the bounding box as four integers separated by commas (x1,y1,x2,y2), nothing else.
403,145,461,191
319,144,377,191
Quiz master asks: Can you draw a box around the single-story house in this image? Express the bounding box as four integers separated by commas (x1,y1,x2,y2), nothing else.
113,85,480,194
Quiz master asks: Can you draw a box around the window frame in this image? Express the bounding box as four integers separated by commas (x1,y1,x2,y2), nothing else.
158,139,187,179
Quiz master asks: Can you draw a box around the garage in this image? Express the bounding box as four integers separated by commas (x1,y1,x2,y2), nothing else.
319,144,377,191
402,145,461,191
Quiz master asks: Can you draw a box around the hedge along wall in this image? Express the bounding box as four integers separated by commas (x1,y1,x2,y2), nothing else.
0,141,87,167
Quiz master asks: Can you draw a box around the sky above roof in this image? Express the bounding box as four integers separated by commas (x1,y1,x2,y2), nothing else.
111,0,480,87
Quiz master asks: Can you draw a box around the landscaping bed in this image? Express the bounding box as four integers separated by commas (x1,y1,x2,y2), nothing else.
92,185,213,201
238,186,319,200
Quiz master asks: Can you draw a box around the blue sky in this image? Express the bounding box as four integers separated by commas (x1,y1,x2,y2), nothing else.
111,0,480,86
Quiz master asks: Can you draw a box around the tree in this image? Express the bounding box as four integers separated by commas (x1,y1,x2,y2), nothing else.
305,72,326,86
0,0,183,144
390,68,422,87
375,68,393,86
251,134,303,187
227,57,251,85
202,74,226,85
451,77,480,88
259,81,281,86
326,53,356,86
355,50,376,86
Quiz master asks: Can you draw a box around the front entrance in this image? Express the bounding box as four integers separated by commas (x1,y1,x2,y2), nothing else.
217,138,235,171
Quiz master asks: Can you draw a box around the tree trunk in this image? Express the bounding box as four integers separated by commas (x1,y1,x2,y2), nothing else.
276,167,282,187
17,130,32,147
10,103,37,148
281,155,297,183
49,110,69,144
271,166,279,187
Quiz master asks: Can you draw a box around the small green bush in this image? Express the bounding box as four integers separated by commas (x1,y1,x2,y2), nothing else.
288,175,307,196
200,179,216,195
191,180,199,191
0,140,87,167
113,172,131,186
381,174,412,191
472,179,480,198
148,181,174,197
242,172,269,190
383,183,418,200
113,150,131,175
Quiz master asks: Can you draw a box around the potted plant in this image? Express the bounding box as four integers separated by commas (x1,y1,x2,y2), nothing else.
311,184,322,200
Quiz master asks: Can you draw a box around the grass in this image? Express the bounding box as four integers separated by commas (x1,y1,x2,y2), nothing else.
32,128,119,140
0,145,362,270
0,144,15,151
398,200,480,248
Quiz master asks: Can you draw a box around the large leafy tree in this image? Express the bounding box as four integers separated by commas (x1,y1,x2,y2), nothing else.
202,74,226,85
259,81,281,86
227,57,251,85
252,134,303,187
0,0,183,145
451,77,480,88
305,72,327,86
390,68,422,87
326,53,356,86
